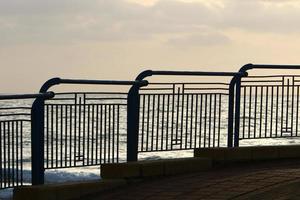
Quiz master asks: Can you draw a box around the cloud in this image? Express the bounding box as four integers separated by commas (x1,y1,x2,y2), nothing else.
0,0,300,46
167,32,231,47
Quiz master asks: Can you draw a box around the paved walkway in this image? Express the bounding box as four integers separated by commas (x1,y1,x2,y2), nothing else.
85,159,300,200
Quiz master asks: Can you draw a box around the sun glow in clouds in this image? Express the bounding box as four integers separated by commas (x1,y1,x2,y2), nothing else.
1,0,300,92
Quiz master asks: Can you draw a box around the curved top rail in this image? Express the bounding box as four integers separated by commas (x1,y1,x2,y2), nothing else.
40,78,148,93
239,63,300,73
136,70,245,81
0,92,54,100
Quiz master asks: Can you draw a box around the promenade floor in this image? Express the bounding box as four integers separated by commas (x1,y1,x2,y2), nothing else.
85,159,300,200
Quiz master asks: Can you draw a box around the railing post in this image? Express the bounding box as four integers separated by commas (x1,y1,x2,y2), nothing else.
234,76,242,147
127,83,140,162
31,97,45,185
228,77,236,148
228,72,246,148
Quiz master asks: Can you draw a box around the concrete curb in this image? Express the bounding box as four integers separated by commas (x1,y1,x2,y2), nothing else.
194,145,300,163
13,158,212,200
101,157,212,179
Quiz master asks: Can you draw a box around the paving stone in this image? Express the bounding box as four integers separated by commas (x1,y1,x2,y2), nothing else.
84,159,300,200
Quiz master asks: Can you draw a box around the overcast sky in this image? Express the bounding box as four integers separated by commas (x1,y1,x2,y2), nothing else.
1,0,300,92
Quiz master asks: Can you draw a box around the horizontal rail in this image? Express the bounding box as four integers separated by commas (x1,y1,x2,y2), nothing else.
40,78,148,92
148,82,230,85
0,92,54,100
0,107,31,110
136,70,245,80
60,79,147,85
240,63,300,73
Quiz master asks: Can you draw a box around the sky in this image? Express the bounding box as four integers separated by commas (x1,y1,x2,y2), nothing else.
1,0,300,93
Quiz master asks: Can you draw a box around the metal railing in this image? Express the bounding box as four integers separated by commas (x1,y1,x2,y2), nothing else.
32,78,147,185
234,64,300,146
127,70,244,161
0,93,54,189
2,64,300,190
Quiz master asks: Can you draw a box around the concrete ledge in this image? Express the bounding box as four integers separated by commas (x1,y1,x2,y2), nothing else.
194,145,300,163
277,145,300,159
101,157,212,179
101,162,140,179
13,179,126,200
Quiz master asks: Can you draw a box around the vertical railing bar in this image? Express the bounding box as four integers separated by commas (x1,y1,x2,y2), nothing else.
194,94,199,148
161,94,165,150
55,105,59,167
171,84,175,150
180,84,185,149
146,95,150,151
17,121,20,185
60,105,63,168
166,94,170,151
116,105,120,163
204,94,207,147
81,96,85,166
141,95,145,152
296,86,299,136
156,94,160,151
185,94,189,149
199,94,203,147
218,94,221,147
87,104,90,165
74,94,77,167
248,86,252,139
108,105,111,163
276,86,279,137
46,105,49,168
286,79,290,133
20,121,23,185
259,87,263,138
112,105,115,163
69,105,72,167
77,97,82,167
18,121,21,185
12,121,15,187
291,77,295,136
3,121,7,187
254,86,258,138
213,94,216,147
175,88,180,148
265,86,269,138
100,105,103,164
3,121,6,187
104,105,107,163
242,86,246,139
96,105,99,164
151,95,155,151
281,77,285,137
8,121,10,187
208,94,212,147
51,105,54,168
270,86,274,137
92,104,95,165
82,95,86,166
16,121,19,186
0,122,2,188
190,94,194,149
64,105,68,167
